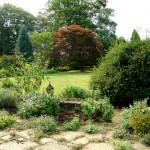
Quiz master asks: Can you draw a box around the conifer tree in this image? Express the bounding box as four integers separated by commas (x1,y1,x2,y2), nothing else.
16,25,33,60
130,29,141,43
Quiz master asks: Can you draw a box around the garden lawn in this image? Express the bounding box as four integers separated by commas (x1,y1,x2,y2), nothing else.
41,71,91,96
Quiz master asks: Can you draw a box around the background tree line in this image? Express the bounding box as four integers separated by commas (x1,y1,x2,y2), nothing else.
0,0,117,70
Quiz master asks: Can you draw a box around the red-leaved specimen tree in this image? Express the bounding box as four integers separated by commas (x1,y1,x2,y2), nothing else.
51,25,103,70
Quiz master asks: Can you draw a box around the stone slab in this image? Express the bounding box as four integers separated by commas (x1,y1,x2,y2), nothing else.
72,137,89,145
16,129,34,140
83,143,113,150
40,138,54,144
0,138,38,150
52,131,83,141
35,140,71,150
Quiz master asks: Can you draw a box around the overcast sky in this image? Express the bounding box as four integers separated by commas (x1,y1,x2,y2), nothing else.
0,0,150,39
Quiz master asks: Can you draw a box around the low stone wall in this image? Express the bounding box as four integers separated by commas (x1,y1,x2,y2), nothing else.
57,98,88,124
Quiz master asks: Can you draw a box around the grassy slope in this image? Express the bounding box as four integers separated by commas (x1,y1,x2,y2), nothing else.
41,71,91,96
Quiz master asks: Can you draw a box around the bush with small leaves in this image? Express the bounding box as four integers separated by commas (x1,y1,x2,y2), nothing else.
2,79,15,89
140,133,150,146
18,92,60,118
84,124,99,134
113,119,133,139
113,140,136,150
25,116,58,134
61,86,87,99
0,111,16,129
0,88,19,109
113,99,149,139
129,111,150,134
81,97,114,122
63,117,80,131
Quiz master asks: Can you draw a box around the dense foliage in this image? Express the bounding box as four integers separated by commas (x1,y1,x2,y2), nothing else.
0,55,17,77
25,116,58,133
0,111,16,129
61,86,87,99
0,88,19,109
81,97,114,122
18,92,60,118
113,100,150,140
63,117,80,131
52,25,103,70
30,32,53,65
91,38,150,107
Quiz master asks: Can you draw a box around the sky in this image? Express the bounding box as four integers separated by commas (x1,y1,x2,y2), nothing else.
0,0,150,39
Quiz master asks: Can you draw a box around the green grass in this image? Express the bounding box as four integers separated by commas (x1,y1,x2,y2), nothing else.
0,71,91,96
41,71,91,96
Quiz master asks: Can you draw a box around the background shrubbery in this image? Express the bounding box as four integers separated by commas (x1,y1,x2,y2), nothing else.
61,86,87,99
0,88,19,109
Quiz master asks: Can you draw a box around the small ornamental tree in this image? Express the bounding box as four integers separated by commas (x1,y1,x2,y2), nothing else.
52,25,103,70
16,25,33,60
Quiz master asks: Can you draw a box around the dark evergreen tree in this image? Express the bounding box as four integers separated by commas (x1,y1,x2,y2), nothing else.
16,25,33,60
130,29,141,43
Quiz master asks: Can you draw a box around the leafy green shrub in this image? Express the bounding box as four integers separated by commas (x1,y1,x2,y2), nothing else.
140,133,150,146
113,120,132,139
113,140,136,150
61,86,87,99
25,116,58,133
18,92,60,118
0,55,17,77
0,88,19,109
0,55,16,69
85,89,101,100
123,99,150,134
114,100,149,139
91,39,150,107
84,124,99,134
63,117,80,131
2,79,15,89
0,111,16,129
129,111,150,134
81,97,114,122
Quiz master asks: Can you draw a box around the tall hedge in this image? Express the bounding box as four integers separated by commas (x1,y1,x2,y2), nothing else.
91,39,150,107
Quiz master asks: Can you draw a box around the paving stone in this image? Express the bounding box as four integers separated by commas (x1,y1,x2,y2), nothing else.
0,132,8,138
83,143,113,150
35,140,71,150
0,138,38,150
72,137,89,145
1,135,12,141
40,138,54,144
52,131,83,141
16,129,34,140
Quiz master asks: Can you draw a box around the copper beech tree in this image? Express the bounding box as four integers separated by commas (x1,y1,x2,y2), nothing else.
52,25,103,70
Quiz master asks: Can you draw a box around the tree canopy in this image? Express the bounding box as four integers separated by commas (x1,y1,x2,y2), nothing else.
0,3,36,55
51,25,103,70
42,0,116,51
